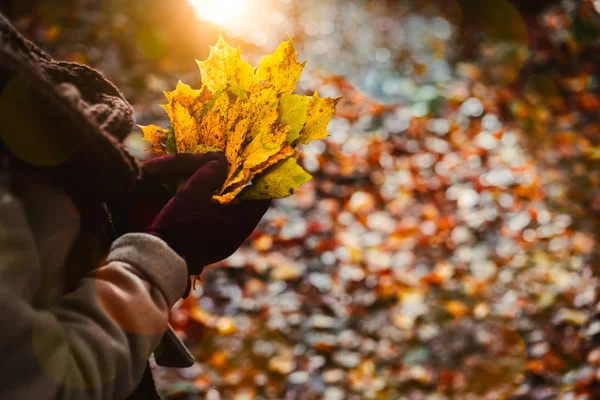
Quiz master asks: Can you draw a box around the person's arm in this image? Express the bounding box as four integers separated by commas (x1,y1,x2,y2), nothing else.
0,175,187,400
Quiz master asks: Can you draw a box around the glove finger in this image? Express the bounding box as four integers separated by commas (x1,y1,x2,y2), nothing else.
141,152,225,184
183,156,228,197
128,196,166,232
242,199,271,223
225,199,271,235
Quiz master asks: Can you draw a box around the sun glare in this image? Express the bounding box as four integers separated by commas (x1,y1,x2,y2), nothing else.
188,0,249,28
187,0,290,50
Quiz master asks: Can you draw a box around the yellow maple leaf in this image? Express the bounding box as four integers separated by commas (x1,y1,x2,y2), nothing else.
196,34,255,92
142,36,338,203
255,39,305,94
297,92,340,145
139,124,168,155
242,122,289,170
278,93,310,144
218,144,295,201
240,158,312,200
222,99,280,188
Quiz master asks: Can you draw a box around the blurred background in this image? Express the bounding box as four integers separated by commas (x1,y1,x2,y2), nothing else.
3,0,600,398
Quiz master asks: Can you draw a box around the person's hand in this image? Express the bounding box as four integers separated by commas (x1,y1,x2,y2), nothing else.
126,152,226,234
145,152,270,275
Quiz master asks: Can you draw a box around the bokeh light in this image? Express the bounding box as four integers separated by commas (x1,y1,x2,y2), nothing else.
135,25,169,59
187,0,289,50
188,0,249,28
0,75,78,167
9,0,600,398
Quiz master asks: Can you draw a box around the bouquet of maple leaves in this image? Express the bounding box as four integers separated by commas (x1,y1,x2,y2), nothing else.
141,36,338,203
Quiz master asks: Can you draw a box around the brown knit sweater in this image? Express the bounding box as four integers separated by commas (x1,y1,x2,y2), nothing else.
0,12,140,204
0,12,192,399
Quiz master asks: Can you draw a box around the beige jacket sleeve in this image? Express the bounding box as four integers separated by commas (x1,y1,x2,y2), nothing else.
0,179,188,399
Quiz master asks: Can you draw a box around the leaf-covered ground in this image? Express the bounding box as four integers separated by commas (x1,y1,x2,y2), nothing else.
19,0,600,398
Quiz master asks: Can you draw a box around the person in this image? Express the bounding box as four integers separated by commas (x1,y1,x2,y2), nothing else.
0,11,270,400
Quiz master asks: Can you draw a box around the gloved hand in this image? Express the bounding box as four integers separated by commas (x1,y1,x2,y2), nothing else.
144,152,270,275
126,152,226,233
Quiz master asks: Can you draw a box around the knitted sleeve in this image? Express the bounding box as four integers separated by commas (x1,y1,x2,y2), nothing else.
0,175,188,399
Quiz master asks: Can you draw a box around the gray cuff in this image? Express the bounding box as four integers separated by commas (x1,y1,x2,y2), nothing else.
107,233,187,307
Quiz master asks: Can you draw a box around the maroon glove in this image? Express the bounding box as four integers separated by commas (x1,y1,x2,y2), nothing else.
145,152,270,274
126,152,226,233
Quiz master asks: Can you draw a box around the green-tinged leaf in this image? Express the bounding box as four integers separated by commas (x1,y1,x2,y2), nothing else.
165,126,177,154
279,93,310,144
240,157,312,200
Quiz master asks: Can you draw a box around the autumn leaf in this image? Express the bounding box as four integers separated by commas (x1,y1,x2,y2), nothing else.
140,124,168,155
240,157,313,200
278,93,310,144
254,39,305,94
196,34,255,92
142,35,338,203
165,127,177,155
297,92,340,145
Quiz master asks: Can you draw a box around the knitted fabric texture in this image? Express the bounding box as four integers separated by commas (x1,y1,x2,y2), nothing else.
0,13,167,399
0,13,195,391
0,13,140,203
